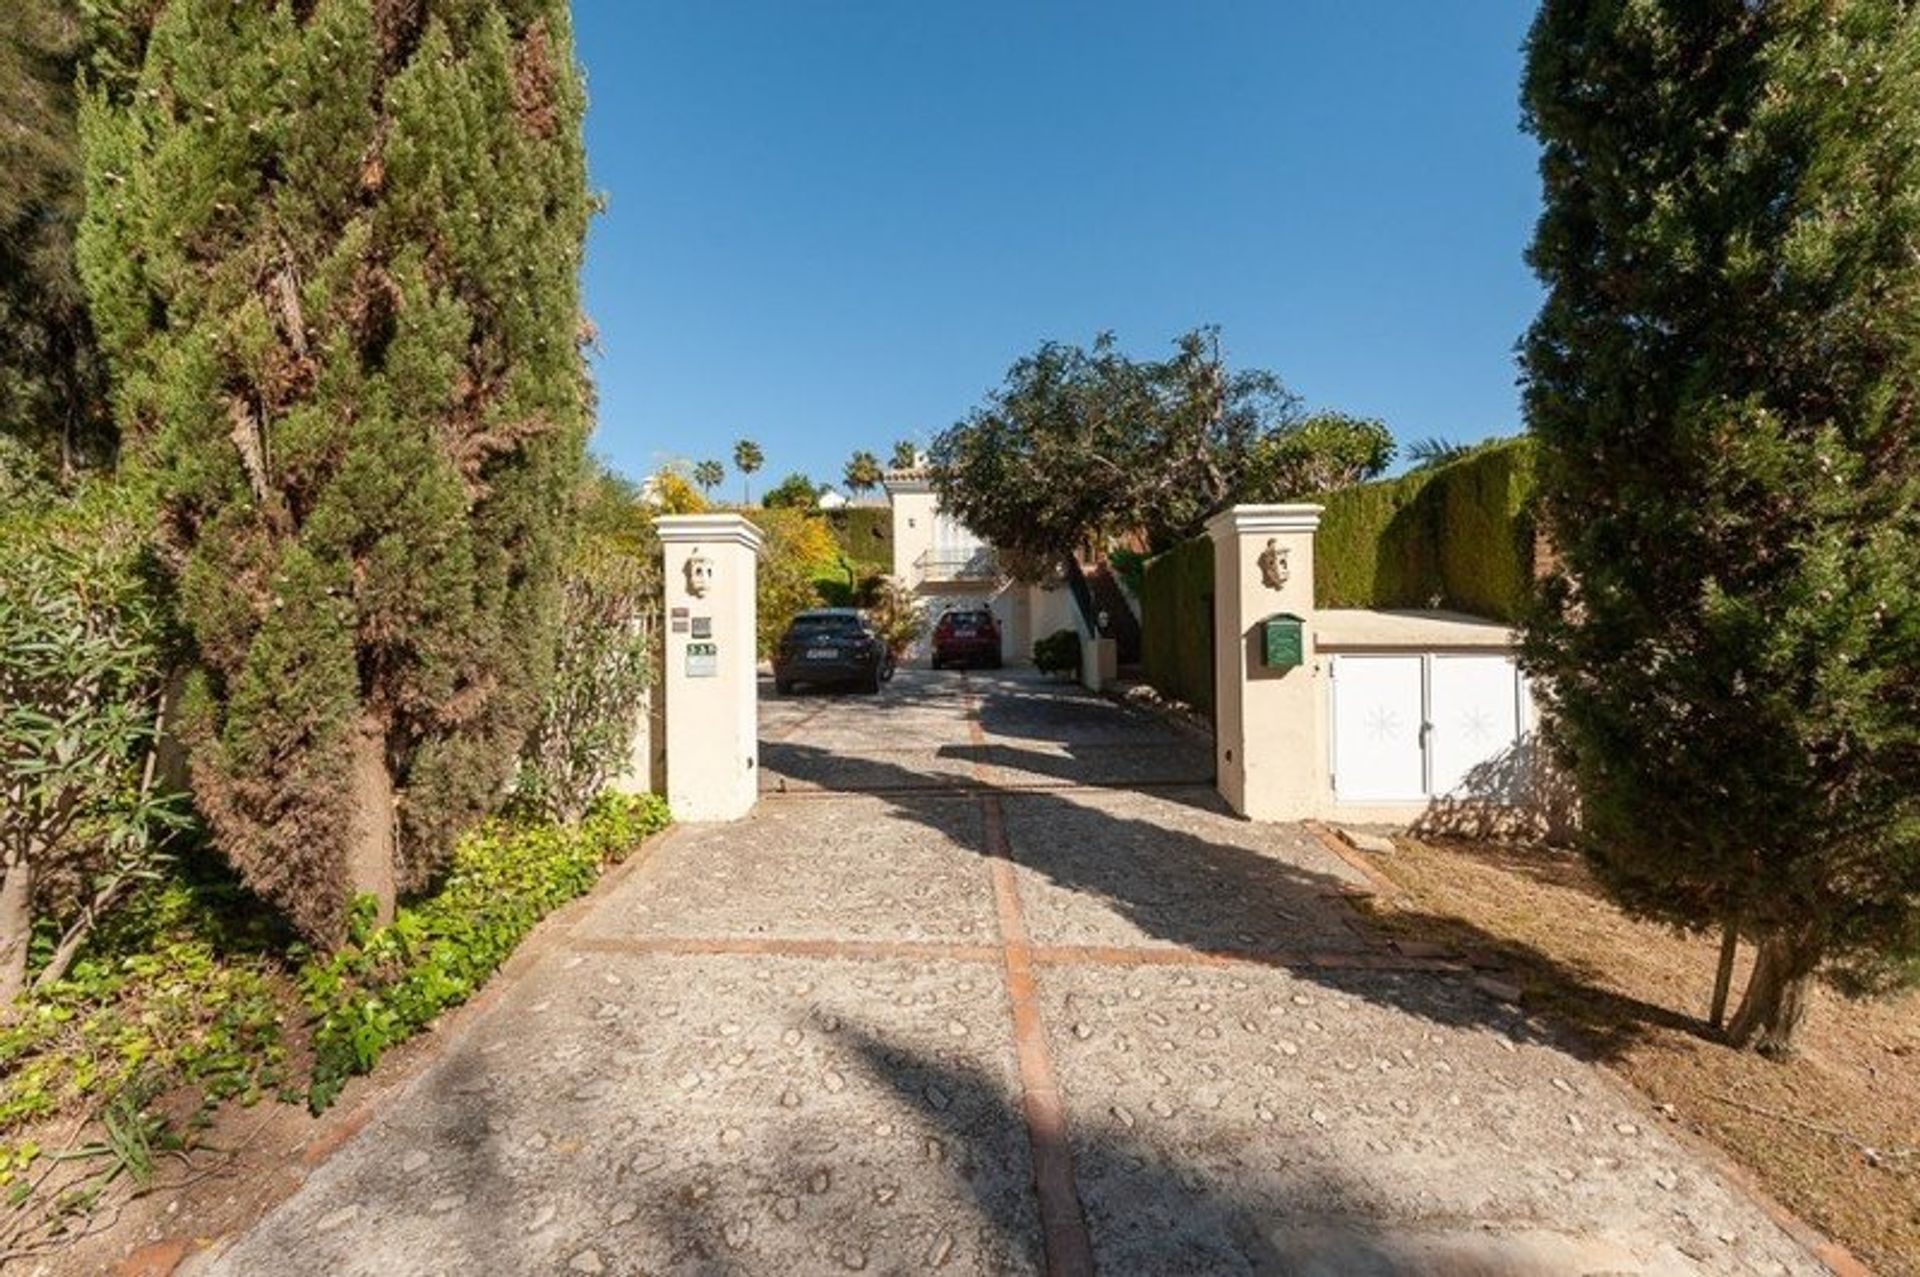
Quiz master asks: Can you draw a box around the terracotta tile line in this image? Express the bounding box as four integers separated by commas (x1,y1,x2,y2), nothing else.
1302,819,1404,898
557,931,1469,976
983,794,1097,1277
562,935,1004,963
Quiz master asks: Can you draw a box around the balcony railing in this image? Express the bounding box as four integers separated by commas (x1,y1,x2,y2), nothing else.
915,548,1000,582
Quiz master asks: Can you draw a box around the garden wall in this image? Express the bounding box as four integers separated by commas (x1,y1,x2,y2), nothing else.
1140,534,1215,718
1314,437,1536,622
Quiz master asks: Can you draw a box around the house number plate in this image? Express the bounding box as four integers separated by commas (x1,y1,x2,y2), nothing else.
686,642,718,678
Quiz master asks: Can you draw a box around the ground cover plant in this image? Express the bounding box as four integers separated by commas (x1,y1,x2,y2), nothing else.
0,793,668,1253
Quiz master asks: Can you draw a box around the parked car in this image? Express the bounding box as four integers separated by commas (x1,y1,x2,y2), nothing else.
931,607,1002,670
773,608,894,694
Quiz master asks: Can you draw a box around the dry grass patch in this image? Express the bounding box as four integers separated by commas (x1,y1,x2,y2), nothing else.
1357,835,1918,1276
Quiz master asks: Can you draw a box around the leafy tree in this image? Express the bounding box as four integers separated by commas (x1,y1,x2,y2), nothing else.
692,458,724,495
843,449,883,495
732,438,764,503
0,1,109,478
930,328,1388,567
649,467,708,514
1522,0,1920,1055
1247,411,1396,497
746,507,838,655
761,470,820,510
889,439,918,471
75,0,593,945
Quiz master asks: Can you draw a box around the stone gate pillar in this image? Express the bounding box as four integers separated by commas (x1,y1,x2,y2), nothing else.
1207,504,1324,821
657,514,764,821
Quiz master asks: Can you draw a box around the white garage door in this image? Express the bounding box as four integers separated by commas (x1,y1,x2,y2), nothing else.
1330,655,1426,800
1332,653,1531,802
1430,655,1527,799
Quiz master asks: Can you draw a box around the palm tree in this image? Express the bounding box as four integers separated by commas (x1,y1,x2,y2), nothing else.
1405,436,1473,471
692,458,724,495
843,449,883,495
732,439,764,504
889,439,918,471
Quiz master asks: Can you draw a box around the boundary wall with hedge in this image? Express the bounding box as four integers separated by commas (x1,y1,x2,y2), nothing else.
1137,438,1537,719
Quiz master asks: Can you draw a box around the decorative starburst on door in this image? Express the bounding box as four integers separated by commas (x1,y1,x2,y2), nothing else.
1365,706,1402,741
1456,707,1495,745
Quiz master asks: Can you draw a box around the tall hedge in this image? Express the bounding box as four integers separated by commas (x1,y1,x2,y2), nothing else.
826,506,892,573
75,0,592,945
1140,534,1214,717
1315,438,1536,621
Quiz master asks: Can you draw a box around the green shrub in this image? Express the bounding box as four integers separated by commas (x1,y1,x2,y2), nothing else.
1315,438,1536,621
1,477,184,1007
1140,536,1215,717
301,792,670,1111
1033,629,1082,677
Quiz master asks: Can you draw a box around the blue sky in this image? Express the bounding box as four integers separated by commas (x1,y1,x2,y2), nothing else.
573,1,1544,491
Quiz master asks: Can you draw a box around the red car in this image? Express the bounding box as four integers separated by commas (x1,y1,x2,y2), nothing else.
931,607,1002,670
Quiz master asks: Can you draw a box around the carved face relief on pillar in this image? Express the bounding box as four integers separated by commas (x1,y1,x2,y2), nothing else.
684,551,716,598
1257,538,1291,592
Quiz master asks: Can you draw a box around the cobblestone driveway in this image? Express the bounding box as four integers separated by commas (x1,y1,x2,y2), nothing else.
207,670,1825,1276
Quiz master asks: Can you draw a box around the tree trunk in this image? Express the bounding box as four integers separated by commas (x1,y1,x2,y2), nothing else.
0,854,32,1017
346,714,398,928
1708,921,1739,1029
1726,926,1821,1057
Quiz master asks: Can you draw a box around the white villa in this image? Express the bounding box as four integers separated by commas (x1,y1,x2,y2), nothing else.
881,466,1081,667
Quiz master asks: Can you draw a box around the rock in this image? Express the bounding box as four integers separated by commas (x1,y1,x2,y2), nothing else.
924,1085,951,1111
609,1201,639,1226
526,1203,558,1233
1615,1122,1639,1136
1111,1104,1135,1130
1309,1108,1332,1127
1474,976,1524,1004
400,1150,430,1174
568,1250,606,1274
1336,827,1397,855
926,1230,956,1267
822,1069,847,1094
429,1194,465,1214
1275,1039,1300,1057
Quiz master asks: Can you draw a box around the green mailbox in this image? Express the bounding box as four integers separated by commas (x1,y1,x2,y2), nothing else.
1260,612,1305,669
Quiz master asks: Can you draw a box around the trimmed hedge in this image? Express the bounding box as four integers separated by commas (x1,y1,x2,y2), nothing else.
826,507,893,574
1140,535,1215,718
1315,438,1536,622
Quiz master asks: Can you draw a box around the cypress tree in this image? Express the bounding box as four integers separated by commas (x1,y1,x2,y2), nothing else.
0,1,109,476
76,0,592,944
1522,0,1920,1054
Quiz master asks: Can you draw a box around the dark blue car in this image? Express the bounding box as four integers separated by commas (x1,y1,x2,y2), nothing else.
773,609,894,694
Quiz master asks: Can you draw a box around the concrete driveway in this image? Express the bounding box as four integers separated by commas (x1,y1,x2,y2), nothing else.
206,669,1824,1276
